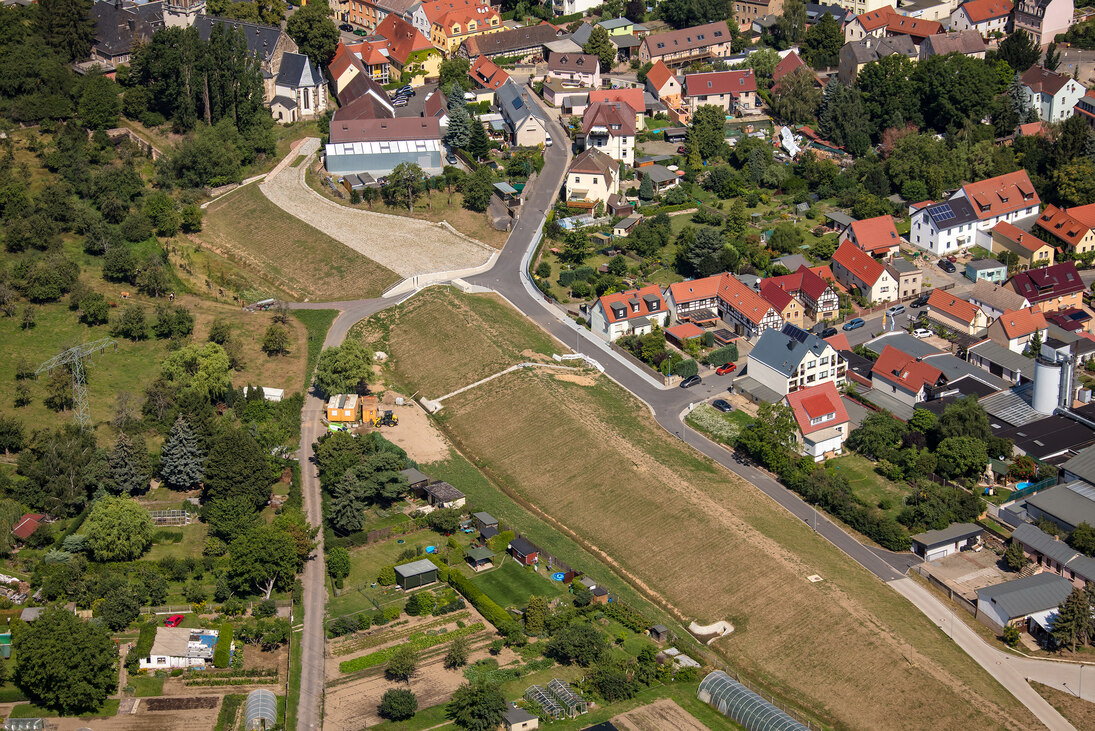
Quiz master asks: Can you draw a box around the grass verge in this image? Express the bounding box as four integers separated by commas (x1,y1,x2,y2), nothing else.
291,308,338,386
130,675,165,697
284,628,302,731
9,699,121,719
1030,680,1095,730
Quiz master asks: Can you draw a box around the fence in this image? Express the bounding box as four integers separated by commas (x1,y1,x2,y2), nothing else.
911,565,978,616
150,510,192,526
1008,476,1057,501
511,531,576,581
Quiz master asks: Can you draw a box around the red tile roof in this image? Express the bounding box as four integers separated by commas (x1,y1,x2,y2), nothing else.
12,514,45,541
833,240,886,286
469,54,509,90
640,20,732,58
1021,65,1073,96
760,280,795,311
684,69,756,98
582,101,637,137
959,0,1013,22
328,41,356,81
589,88,645,114
1010,261,1085,304
1017,121,1051,138
960,170,1040,221
846,215,900,254
927,289,983,325
329,116,440,144
644,59,675,92
375,14,435,66
824,333,852,351
667,276,721,304
996,307,1047,339
886,15,942,38
1037,203,1095,248
871,345,944,394
992,220,1050,253
786,382,849,436
855,5,898,31
761,265,832,302
665,322,705,341
598,285,667,324
772,51,807,83
717,274,778,325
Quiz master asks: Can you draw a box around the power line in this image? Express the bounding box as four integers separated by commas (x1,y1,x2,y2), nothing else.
36,338,118,428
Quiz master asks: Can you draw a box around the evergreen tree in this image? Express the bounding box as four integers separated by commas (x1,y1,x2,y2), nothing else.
524,595,548,634
1052,587,1093,651
467,122,490,160
202,425,273,508
997,30,1041,74
1003,540,1029,571
1043,44,1061,72
108,431,150,495
583,25,617,73
285,2,339,68
444,85,471,151
36,0,96,62
161,416,205,489
638,174,654,200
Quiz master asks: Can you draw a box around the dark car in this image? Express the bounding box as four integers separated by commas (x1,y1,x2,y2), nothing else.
712,399,733,413
842,317,865,331
715,363,737,376
938,260,956,273
910,294,930,308
820,327,838,338
338,23,353,31
680,375,702,388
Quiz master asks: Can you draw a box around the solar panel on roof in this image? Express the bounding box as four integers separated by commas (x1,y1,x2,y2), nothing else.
929,203,956,223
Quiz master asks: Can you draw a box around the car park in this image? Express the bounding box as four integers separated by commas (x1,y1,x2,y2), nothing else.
842,318,865,331
715,363,737,376
680,375,702,388
913,328,933,338
712,399,733,412
887,305,905,317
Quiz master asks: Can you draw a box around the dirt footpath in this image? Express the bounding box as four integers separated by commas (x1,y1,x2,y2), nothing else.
612,698,710,731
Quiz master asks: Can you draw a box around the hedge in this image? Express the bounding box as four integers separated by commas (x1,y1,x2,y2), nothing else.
602,601,649,633
448,571,520,633
559,270,576,287
704,344,738,366
338,622,485,673
672,359,698,378
135,621,158,658
213,622,233,668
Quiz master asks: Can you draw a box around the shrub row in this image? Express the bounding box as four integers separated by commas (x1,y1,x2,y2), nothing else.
672,359,698,379
184,677,278,687
212,622,233,668
332,611,469,652
338,622,485,674
448,571,520,634
602,600,650,633
704,344,738,367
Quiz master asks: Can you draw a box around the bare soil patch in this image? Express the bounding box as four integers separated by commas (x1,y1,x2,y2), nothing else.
553,372,597,386
612,698,709,731
357,394,449,463
141,697,221,711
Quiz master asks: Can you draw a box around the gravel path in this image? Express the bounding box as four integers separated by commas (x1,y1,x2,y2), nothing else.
259,138,492,278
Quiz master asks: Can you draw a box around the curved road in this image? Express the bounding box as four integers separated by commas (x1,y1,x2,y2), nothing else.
290,92,1081,730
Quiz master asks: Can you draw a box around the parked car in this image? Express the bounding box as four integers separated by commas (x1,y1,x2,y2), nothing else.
887,304,906,317
338,22,353,31
680,375,702,388
545,134,553,147
677,145,686,153
715,363,737,376
164,614,184,627
913,328,933,339
938,260,956,273
820,327,838,338
392,97,408,107
842,318,865,331
396,86,415,96
445,151,458,165
910,294,930,308
353,29,369,35
712,399,733,412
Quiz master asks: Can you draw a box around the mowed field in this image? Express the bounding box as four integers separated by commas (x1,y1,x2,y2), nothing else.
197,184,399,302
361,289,1039,731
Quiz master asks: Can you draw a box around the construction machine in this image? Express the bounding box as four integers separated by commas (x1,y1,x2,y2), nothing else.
373,410,399,427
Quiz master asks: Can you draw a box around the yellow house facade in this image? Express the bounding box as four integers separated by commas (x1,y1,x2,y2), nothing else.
990,221,1054,271
430,6,503,53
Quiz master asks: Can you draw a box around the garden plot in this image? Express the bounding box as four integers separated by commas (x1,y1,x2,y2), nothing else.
612,698,710,731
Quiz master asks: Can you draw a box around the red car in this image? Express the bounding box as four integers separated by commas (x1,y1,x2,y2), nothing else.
677,145,686,153
164,614,184,627
716,363,737,376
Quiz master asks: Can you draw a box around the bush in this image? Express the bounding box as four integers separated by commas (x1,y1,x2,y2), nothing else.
213,622,233,668
338,622,485,673
377,565,397,585
448,571,519,634
573,265,595,282
672,359,698,378
535,262,551,279
602,601,649,633
253,599,277,618
704,344,738,366
379,688,418,721
558,270,576,287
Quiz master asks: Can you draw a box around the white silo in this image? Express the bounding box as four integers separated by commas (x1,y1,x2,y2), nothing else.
1032,358,1063,415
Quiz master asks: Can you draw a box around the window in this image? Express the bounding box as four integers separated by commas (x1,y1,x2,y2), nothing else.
807,361,815,369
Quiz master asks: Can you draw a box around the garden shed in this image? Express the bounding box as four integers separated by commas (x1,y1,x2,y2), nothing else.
395,559,438,590
245,688,278,730
473,512,498,535
424,481,466,509
698,670,808,731
508,536,540,566
465,545,495,571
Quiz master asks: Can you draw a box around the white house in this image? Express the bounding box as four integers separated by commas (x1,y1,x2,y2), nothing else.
976,573,1074,630
565,148,620,208
909,171,1041,255
950,0,1014,37
589,285,669,341
831,240,899,303
682,69,757,115
581,101,636,166
747,323,846,397
1021,66,1088,123
546,52,601,88
139,627,222,670
909,523,983,560
785,382,851,461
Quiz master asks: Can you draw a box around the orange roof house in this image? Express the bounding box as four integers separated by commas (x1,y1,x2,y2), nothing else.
591,285,669,341
839,215,901,258
643,59,681,106
12,514,45,541
717,274,784,336
926,289,990,335
991,220,1055,269
957,0,1013,24
760,280,804,328
831,240,897,303
988,306,1048,353
784,382,851,461
959,170,1040,221
871,345,945,403
469,54,509,91
1035,203,1095,256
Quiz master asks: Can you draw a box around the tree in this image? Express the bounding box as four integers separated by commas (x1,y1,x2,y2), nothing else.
152,303,194,341
84,496,154,561
735,401,799,472
108,431,151,495
468,121,490,160
1052,587,1093,651
203,496,261,541
908,408,937,435
314,340,372,397
687,105,727,160
524,595,548,634
203,425,273,508
37,0,96,62
262,323,291,356
997,30,1041,74
99,588,140,631
162,343,232,400
1004,540,1030,571
1053,159,1095,206
439,57,472,91
1044,43,1061,72
382,162,425,212
160,416,205,489
772,0,807,47
593,664,637,701
78,292,110,326
818,80,872,155
935,436,989,479
102,245,137,283
461,166,494,212
856,54,920,134
802,13,842,68
447,682,507,731
427,507,461,534
387,644,419,681
680,227,726,277
559,230,592,265
583,25,616,72
769,223,805,254
1068,522,1095,556
15,425,101,516
14,607,117,713
444,636,470,669
0,417,25,455
770,68,822,124
228,525,299,598
638,174,654,200
111,303,147,341
379,688,418,721
545,623,608,666
78,72,120,130
327,546,351,581
286,3,339,67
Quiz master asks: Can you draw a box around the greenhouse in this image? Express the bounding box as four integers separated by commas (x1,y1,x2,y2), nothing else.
245,688,278,730
524,684,564,719
697,671,808,731
547,678,587,716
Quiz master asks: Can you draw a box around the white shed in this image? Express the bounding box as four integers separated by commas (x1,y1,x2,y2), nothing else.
909,523,983,561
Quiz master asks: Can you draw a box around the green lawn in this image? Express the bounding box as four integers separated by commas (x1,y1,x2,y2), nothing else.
290,309,338,388
9,699,121,719
144,522,209,562
130,675,165,697
465,558,566,609
827,454,909,518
